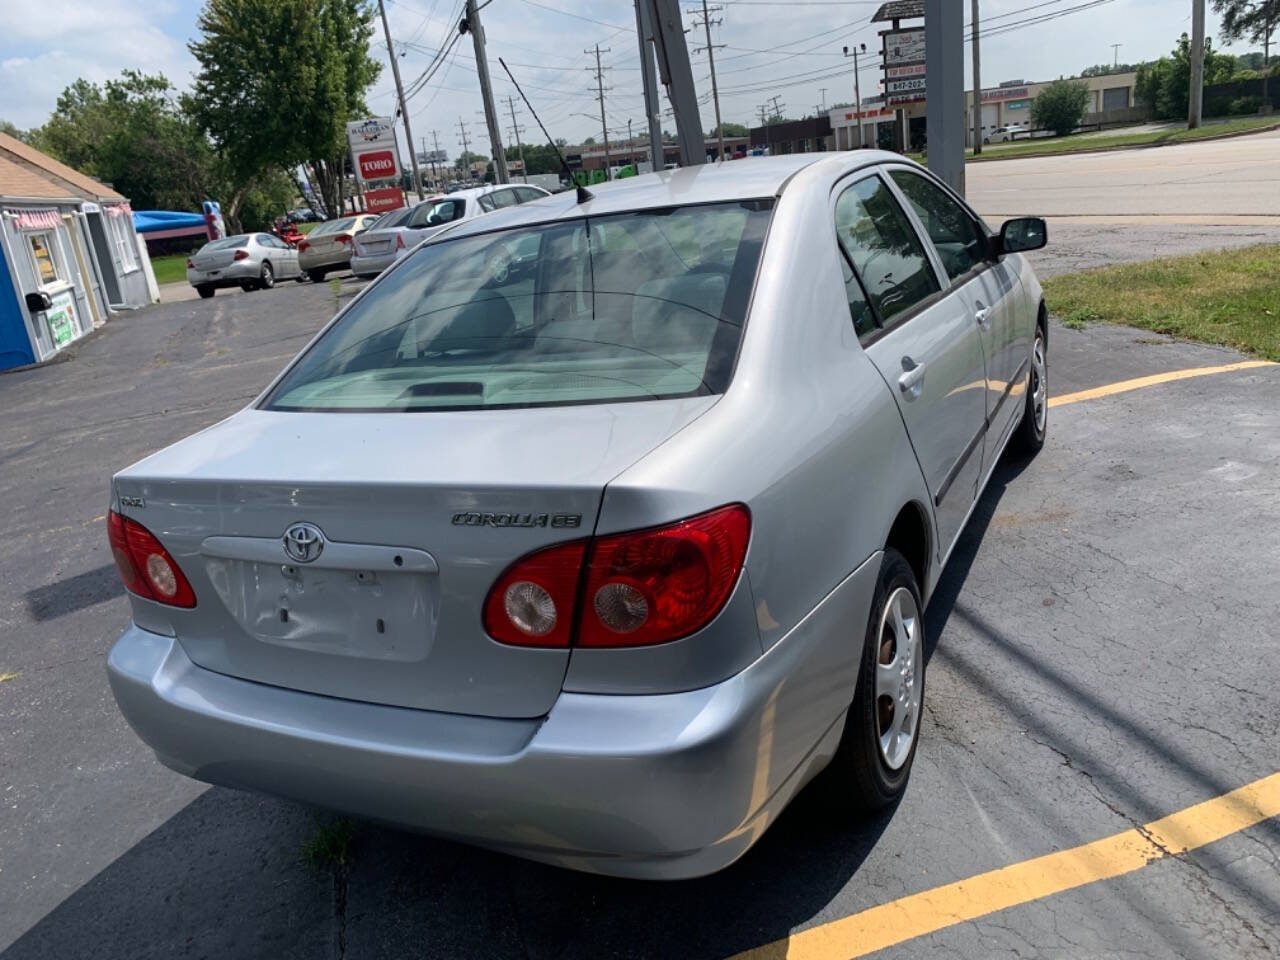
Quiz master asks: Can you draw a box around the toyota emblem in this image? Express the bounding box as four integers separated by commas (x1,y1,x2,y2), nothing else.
282,522,325,563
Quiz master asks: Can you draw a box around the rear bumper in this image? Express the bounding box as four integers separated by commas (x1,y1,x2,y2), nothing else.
349,249,403,277
188,262,257,286
298,251,351,271
107,554,879,879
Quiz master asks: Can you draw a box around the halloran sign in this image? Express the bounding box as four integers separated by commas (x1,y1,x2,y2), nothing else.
347,117,401,185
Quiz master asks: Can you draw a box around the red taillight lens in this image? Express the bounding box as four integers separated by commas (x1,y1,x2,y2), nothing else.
186,258,194,268
335,234,352,245
395,233,405,250
482,504,750,649
107,510,197,608
579,505,750,648
233,249,249,261
483,540,586,647
297,240,310,252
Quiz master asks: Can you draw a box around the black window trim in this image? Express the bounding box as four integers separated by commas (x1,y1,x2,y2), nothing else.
830,169,948,348
880,162,997,291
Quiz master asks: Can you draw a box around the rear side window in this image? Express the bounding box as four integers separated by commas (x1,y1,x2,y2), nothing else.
515,187,546,203
889,170,987,281
834,175,939,325
264,201,772,412
311,218,355,236
411,199,465,227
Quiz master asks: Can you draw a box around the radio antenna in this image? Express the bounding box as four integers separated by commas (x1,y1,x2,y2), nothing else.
497,57,593,203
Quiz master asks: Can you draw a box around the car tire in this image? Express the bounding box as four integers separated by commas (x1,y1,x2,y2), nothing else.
259,262,274,290
196,285,215,299
294,274,307,283
307,269,326,283
1012,321,1047,455
826,547,925,813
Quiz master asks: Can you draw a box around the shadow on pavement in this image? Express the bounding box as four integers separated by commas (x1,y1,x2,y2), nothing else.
24,564,123,621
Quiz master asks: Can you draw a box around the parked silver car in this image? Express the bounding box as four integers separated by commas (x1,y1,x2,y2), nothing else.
350,184,552,278
297,214,379,282
107,154,1047,879
186,233,301,298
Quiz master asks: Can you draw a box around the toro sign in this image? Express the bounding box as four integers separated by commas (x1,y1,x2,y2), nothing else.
357,150,398,181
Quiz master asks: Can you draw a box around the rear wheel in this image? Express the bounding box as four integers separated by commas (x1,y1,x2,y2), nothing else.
826,548,925,812
307,269,326,283
259,262,274,290
196,285,215,299
1012,322,1047,455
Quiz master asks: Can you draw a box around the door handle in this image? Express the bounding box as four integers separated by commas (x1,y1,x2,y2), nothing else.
974,306,991,329
898,357,926,399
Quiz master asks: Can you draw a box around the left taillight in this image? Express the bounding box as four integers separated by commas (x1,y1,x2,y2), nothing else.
335,234,352,245
482,504,750,649
297,240,310,252
233,249,249,261
395,233,406,250
185,258,194,268
107,510,197,608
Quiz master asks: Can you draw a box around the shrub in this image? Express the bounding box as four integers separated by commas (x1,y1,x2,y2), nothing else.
1031,79,1092,136
1229,95,1264,115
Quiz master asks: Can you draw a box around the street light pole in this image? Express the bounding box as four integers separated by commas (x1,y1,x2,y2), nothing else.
1189,0,1205,128
843,43,866,148
465,0,510,183
971,0,982,155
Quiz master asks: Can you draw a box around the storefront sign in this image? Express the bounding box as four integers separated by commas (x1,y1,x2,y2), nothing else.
47,290,76,348
887,77,927,94
981,86,1029,102
357,149,399,181
887,92,927,106
883,28,925,67
1007,100,1028,110
886,63,926,79
364,187,406,214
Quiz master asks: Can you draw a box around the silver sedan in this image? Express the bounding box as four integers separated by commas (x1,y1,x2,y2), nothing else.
107,154,1047,878
186,233,301,298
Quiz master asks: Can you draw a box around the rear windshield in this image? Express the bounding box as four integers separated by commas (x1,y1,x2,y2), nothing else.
264,200,772,412
311,218,355,236
370,207,413,230
202,236,249,251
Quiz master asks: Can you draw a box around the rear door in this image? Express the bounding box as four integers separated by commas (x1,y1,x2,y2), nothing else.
886,167,1027,463
836,171,988,560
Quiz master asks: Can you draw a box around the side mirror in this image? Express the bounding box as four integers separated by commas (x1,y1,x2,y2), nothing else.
998,217,1047,254
25,291,53,313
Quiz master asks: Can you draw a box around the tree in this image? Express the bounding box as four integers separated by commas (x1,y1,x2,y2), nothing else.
582,136,596,145
1213,0,1277,106
28,71,220,212
1030,79,1091,135
1136,33,1236,119
708,121,748,138
1080,62,1143,76
504,142,565,175
187,0,381,224
0,119,29,142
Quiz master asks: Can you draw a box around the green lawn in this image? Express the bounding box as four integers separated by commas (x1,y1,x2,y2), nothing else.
1042,244,1280,361
150,253,189,285
971,116,1279,162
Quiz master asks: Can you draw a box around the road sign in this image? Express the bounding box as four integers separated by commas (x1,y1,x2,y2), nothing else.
357,150,399,181
364,187,406,214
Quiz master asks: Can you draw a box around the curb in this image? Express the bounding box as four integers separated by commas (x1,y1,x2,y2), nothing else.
968,121,1280,163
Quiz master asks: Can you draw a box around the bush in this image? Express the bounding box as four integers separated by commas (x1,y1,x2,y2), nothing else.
1229,95,1264,115
1031,79,1091,136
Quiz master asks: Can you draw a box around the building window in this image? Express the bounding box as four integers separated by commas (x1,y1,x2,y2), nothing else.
106,209,138,272
27,232,63,285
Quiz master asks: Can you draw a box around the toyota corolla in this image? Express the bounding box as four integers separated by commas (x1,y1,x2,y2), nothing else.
106,153,1048,879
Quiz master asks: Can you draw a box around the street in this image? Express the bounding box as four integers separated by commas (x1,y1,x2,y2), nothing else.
3,139,1280,959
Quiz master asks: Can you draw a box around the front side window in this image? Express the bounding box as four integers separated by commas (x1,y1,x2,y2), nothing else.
834,175,939,325
27,232,61,285
889,170,987,281
264,200,772,412
411,199,464,227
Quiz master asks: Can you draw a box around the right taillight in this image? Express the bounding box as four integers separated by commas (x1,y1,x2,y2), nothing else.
107,510,197,608
482,504,750,649
297,240,310,252
186,258,194,268
395,233,405,250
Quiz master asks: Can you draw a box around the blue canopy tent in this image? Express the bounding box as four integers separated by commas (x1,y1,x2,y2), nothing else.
132,209,209,242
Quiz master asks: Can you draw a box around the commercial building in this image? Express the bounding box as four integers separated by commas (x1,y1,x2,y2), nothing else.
747,117,835,156
0,133,154,370
571,136,751,174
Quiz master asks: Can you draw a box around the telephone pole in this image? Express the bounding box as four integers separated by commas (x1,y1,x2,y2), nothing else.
768,95,784,121
456,117,471,179
689,1,726,160
1110,43,1122,68
1188,0,1205,128
587,44,614,180
506,96,528,183
971,0,982,154
377,0,424,199
431,129,444,188
463,0,509,182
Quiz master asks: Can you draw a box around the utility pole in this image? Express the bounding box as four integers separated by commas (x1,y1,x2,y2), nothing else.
587,44,614,179
431,129,444,188
1189,0,1205,128
378,0,425,199
689,0,726,160
842,44,866,148
634,0,665,171
505,96,528,183
463,0,509,182
1111,43,1122,68
819,87,828,110
758,103,768,127
456,117,471,180
971,0,982,155
768,95,784,122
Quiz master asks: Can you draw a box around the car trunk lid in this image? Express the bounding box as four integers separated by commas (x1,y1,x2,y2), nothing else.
112,399,715,718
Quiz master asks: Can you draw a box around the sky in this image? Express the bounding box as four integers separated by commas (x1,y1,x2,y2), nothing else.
0,0,1248,167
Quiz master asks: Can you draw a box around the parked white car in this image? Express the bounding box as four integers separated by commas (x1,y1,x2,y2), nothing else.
985,123,1028,144
351,184,551,279
187,233,301,298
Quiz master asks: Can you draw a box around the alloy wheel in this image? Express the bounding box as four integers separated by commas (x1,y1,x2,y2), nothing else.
875,586,922,771
1031,334,1047,433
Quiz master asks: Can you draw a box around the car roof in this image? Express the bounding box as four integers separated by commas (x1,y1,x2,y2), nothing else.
439,153,898,240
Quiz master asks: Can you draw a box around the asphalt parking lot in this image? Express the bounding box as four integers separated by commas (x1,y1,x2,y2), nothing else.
2,248,1279,958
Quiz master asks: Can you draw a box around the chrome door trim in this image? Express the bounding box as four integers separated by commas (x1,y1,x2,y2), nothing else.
932,355,1028,509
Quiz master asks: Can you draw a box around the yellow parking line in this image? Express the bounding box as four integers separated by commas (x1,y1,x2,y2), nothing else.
728,770,1280,960
1050,360,1275,408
